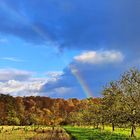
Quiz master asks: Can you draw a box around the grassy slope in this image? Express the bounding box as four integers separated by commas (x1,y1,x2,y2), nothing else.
64,126,140,140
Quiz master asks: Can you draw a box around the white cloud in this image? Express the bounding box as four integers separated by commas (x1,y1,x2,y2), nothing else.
0,68,46,96
1,57,24,62
74,50,124,64
0,68,32,81
0,68,63,97
0,79,47,96
46,71,63,78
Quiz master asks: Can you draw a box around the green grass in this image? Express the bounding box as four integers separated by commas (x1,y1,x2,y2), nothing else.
0,126,140,140
64,126,140,140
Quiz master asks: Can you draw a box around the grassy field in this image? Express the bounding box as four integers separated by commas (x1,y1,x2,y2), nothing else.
0,126,70,140
64,126,140,140
0,126,140,140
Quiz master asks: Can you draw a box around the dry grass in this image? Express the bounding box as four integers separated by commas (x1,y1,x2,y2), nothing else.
0,126,71,140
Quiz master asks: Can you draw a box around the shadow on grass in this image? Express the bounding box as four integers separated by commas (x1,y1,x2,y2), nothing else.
64,127,139,140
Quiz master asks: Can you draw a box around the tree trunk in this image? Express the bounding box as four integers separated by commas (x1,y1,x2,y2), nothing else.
93,123,96,128
102,122,104,130
96,123,99,129
112,123,115,131
131,123,136,137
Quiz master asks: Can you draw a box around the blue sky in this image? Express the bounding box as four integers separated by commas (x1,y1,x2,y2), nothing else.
0,34,79,72
0,0,140,98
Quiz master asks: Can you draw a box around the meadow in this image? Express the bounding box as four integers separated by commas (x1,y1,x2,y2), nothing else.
0,126,140,140
0,126,70,140
64,126,140,140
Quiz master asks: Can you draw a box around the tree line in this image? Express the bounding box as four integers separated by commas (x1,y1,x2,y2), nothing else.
0,68,140,137
0,92,100,126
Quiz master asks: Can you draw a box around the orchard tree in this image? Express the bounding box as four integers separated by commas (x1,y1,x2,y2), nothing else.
81,98,101,128
67,111,83,126
102,81,124,131
120,68,140,137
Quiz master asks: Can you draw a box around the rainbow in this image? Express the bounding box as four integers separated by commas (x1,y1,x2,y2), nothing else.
70,65,93,98
2,1,94,98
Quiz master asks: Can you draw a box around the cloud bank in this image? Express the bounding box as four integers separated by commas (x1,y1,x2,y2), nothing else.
0,50,124,98
41,50,125,98
0,79,45,96
0,0,139,98
0,0,140,51
0,69,31,81
0,69,47,96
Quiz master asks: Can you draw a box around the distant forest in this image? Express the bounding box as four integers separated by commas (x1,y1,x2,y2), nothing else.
0,68,140,137
0,93,100,126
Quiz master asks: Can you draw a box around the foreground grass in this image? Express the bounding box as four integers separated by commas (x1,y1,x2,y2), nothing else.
0,126,34,140
64,126,140,140
1,126,140,140
0,126,70,140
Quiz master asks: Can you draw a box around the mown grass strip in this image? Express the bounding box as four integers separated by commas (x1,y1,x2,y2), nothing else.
64,126,140,140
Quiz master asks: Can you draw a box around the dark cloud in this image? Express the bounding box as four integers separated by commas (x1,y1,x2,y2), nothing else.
0,0,140,51
0,0,140,98
41,68,78,98
41,50,126,98
41,63,124,98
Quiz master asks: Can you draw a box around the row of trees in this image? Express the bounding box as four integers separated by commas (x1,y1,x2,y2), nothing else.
68,68,140,137
0,68,140,137
103,68,140,137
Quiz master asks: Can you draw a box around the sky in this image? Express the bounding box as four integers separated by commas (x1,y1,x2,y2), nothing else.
0,0,140,99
